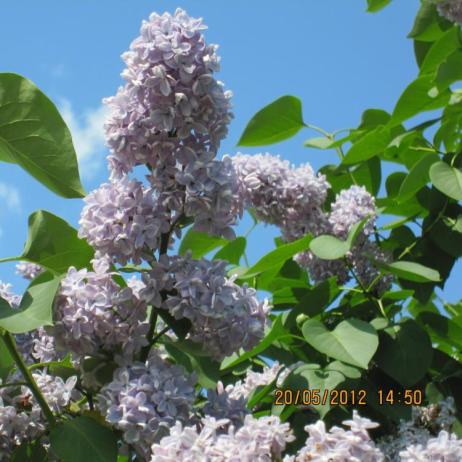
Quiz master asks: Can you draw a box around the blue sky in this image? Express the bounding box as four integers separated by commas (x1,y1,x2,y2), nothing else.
4,0,458,302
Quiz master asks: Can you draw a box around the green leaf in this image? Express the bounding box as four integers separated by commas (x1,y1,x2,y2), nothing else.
11,441,47,462
50,416,118,462
326,360,362,379
342,126,391,165
390,75,450,126
213,237,246,265
309,235,349,260
375,260,440,283
429,161,462,200
237,96,305,146
397,153,439,202
302,318,379,369
240,234,312,278
0,271,61,333
0,210,94,274
418,312,462,350
309,219,367,260
0,335,14,381
284,364,345,418
367,0,392,13
436,50,462,89
419,27,460,76
375,320,433,386
408,2,448,41
179,229,227,258
0,73,85,198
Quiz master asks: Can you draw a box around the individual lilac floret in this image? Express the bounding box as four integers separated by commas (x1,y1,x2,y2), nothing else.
150,414,294,462
328,185,377,238
79,176,169,265
52,265,149,359
15,262,44,280
161,254,269,361
285,411,384,462
104,8,232,176
98,353,196,459
400,431,462,462
434,0,462,25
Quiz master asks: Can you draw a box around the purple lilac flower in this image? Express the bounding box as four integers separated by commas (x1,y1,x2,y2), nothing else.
98,352,196,459
231,153,329,233
328,185,377,238
79,176,170,265
150,414,294,462
161,254,269,360
19,373,77,414
0,398,44,459
205,363,286,427
15,262,44,280
104,8,232,177
0,281,21,308
285,411,384,462
434,0,462,24
52,264,149,358
400,431,462,462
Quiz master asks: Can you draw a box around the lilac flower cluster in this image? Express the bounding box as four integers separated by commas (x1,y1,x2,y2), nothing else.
231,153,390,291
52,263,149,359
231,153,329,235
20,372,77,414
400,431,462,461
79,177,169,265
150,414,294,461
378,397,458,461
205,363,285,426
104,8,232,174
96,8,240,246
15,262,44,280
97,353,196,459
161,254,269,360
0,281,21,308
433,0,462,24
0,398,44,459
284,411,384,461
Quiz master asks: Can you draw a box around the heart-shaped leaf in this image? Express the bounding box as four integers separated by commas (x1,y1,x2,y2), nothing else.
429,161,462,201
375,320,433,386
302,318,378,369
284,364,346,417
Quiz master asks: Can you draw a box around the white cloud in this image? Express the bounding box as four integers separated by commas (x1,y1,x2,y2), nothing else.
59,99,110,179
0,182,20,239
0,182,21,212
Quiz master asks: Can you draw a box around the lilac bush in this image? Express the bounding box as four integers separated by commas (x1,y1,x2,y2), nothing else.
0,2,461,461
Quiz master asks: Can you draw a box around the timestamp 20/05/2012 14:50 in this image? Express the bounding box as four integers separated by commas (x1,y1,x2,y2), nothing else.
273,388,424,406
